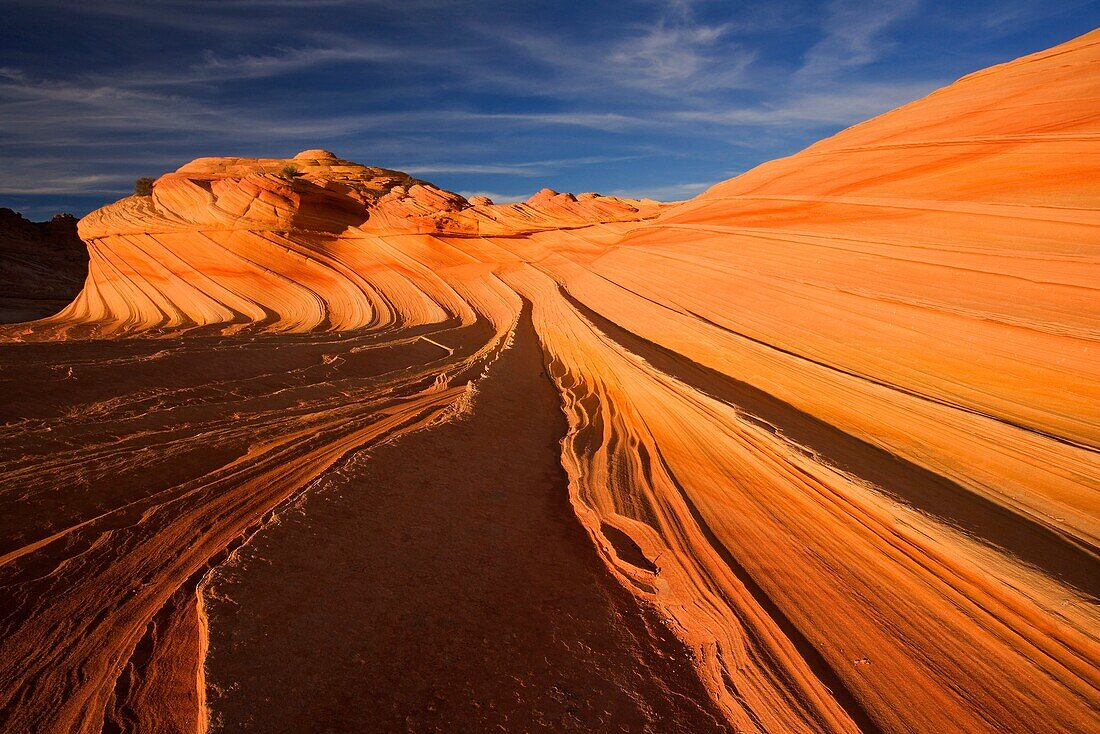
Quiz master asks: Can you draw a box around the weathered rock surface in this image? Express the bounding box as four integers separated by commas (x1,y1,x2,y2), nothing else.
0,29,1097,734
0,208,87,322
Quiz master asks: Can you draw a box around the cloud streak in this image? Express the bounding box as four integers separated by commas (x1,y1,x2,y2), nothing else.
673,81,939,126
798,0,920,79
2,0,1090,213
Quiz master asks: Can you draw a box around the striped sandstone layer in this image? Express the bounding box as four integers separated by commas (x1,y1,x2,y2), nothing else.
1,29,1097,734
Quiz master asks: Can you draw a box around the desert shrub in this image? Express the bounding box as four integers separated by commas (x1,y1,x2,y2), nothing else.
279,164,304,179
133,177,155,196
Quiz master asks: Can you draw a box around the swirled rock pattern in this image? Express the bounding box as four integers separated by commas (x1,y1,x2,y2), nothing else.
1,30,1098,734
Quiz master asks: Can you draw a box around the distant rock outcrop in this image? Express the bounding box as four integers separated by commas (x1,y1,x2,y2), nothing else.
0,208,88,323
15,150,660,335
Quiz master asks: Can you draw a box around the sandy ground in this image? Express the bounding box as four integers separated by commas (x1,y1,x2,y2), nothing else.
204,310,727,732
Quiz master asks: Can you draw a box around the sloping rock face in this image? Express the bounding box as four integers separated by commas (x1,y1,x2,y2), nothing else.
0,208,87,322
538,29,1100,732
0,31,1097,734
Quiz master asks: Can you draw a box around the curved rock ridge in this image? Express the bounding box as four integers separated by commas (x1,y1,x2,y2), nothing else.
537,29,1099,733
1,30,1098,734
19,152,659,336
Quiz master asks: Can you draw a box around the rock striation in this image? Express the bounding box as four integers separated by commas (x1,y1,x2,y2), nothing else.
0,208,87,322
0,29,1097,734
26,152,657,336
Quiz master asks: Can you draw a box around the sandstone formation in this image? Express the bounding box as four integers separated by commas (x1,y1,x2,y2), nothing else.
20,152,656,337
0,208,87,322
0,29,1097,734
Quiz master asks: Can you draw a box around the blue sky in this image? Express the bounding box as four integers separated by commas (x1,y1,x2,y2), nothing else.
1,0,1096,218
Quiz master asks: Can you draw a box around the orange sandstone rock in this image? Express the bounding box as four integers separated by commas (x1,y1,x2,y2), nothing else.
1,31,1097,734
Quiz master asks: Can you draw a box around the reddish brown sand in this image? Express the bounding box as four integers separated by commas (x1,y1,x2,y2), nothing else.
203,309,726,732
1,30,1098,734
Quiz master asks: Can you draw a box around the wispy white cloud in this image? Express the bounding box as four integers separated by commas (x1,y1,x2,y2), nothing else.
608,181,713,202
0,1,279,34
469,3,756,100
0,172,136,196
0,65,654,163
0,67,233,137
0,61,664,198
410,164,543,176
470,111,650,131
607,3,755,94
674,80,939,126
797,0,920,80
407,155,644,176
186,43,409,81
3,0,1036,215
